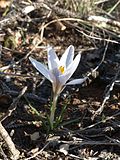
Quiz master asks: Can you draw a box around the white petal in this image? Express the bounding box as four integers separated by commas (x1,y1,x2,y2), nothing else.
59,45,74,68
59,53,81,85
66,77,87,85
47,47,59,70
29,57,55,83
23,6,35,14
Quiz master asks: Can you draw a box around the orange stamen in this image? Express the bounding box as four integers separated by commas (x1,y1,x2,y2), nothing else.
59,66,64,74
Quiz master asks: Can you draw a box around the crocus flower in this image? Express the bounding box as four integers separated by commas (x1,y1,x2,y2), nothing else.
29,45,86,129
29,45,86,96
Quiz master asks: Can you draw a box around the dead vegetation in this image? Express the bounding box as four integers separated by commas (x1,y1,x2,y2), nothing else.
0,0,120,159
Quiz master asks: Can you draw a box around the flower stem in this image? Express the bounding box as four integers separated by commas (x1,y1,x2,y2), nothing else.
49,94,58,130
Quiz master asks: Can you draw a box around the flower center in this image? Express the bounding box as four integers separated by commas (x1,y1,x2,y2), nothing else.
59,66,65,74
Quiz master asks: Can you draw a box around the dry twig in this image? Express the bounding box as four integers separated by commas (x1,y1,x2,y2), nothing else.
92,65,120,119
0,122,20,160
0,86,27,122
0,87,28,159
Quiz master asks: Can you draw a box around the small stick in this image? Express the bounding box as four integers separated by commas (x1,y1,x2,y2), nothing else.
0,122,20,160
0,86,27,122
0,87,28,159
92,65,120,119
4,90,47,104
0,145,9,160
25,141,50,160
